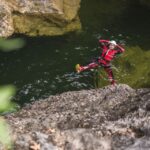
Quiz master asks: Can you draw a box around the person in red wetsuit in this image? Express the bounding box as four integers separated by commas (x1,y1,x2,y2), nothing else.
76,40,125,85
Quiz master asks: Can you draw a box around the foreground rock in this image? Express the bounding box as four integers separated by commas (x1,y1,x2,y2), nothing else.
0,0,81,37
4,84,150,149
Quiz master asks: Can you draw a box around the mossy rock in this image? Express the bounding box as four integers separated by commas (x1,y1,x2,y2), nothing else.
13,13,81,36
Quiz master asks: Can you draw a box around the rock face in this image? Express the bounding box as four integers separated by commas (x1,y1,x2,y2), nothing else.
4,84,150,150
0,0,81,37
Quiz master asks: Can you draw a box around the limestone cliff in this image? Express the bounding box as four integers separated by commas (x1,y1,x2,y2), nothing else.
0,0,81,37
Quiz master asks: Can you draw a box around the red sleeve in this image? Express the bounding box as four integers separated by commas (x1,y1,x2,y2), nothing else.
116,44,125,53
99,39,109,43
99,39,109,50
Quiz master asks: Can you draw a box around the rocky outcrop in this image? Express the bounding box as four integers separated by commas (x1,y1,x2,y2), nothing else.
3,84,150,150
0,0,81,37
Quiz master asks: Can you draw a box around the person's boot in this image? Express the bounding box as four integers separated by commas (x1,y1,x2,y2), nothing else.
75,64,87,73
75,64,81,73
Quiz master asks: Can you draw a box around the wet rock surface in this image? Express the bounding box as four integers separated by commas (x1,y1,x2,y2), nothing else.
0,0,81,37
4,84,150,149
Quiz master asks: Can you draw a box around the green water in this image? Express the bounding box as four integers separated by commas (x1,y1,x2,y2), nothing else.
0,0,150,104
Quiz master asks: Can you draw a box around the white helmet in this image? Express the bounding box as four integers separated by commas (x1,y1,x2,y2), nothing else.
109,40,117,45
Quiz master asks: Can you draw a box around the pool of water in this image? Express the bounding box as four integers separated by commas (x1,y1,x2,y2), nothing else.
0,0,150,104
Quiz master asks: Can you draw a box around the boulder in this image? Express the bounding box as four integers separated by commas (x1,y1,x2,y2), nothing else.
4,84,150,149
0,0,81,37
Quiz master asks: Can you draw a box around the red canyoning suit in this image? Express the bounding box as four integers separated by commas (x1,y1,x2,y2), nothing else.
80,39,125,85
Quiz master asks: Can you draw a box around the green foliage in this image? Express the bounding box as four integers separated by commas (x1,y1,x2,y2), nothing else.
0,38,25,52
0,118,12,149
0,85,16,112
0,38,24,149
0,86,16,149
